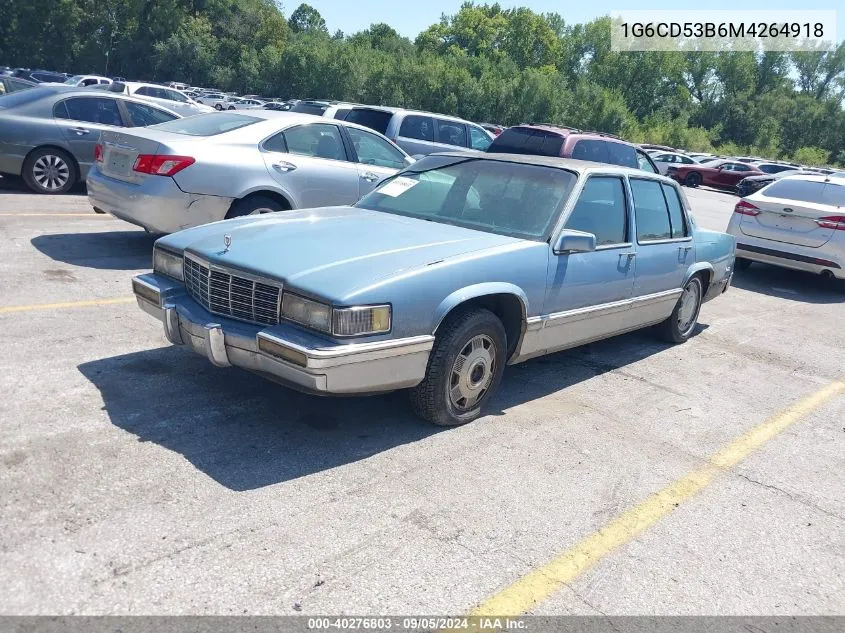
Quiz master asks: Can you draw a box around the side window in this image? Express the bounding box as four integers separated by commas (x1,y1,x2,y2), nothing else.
435,120,467,147
124,101,178,127
469,125,492,151
54,97,123,126
606,142,638,168
333,108,351,121
80,78,98,87
661,184,689,238
398,115,434,141
263,132,288,153
636,150,659,173
564,176,628,246
282,124,347,161
571,140,609,163
135,86,152,97
630,178,672,242
163,89,188,103
346,127,406,169
680,156,695,164
733,164,751,172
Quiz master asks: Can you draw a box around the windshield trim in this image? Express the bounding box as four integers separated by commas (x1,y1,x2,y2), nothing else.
355,157,579,242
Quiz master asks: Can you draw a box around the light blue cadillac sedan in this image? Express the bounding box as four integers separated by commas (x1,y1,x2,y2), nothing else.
133,153,736,426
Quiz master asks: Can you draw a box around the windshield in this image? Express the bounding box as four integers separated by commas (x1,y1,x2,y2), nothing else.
355,157,577,240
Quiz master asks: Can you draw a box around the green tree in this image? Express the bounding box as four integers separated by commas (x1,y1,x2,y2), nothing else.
287,3,327,35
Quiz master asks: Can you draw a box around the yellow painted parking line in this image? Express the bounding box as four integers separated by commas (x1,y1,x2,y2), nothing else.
0,296,135,314
470,378,845,617
0,213,110,217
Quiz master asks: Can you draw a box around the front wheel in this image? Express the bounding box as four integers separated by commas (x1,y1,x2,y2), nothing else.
656,276,703,344
410,307,506,426
227,106,235,110
225,195,284,218
214,103,223,111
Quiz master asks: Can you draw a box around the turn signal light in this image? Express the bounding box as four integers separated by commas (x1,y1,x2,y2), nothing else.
133,154,195,177
734,200,760,216
816,216,845,230
94,143,103,163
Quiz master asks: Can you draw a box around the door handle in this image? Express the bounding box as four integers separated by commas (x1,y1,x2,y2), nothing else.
679,246,693,252
70,127,90,136
619,252,636,260
360,171,379,182
272,162,297,173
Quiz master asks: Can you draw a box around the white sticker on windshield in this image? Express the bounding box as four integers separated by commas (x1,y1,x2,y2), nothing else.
376,176,418,197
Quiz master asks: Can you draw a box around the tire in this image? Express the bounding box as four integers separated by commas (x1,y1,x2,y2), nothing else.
227,106,235,110
656,276,704,344
22,147,78,195
225,195,284,219
409,307,507,426
734,257,752,271
684,172,702,188
214,103,223,111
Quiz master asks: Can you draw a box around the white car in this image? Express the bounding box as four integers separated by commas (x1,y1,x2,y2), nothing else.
650,151,701,175
226,98,265,110
110,82,214,117
195,92,230,110
727,175,845,287
62,75,112,87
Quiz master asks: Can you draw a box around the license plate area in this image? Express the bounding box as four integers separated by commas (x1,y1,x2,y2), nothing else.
106,149,132,175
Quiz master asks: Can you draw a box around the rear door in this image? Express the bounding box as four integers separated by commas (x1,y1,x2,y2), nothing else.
629,178,692,324
54,96,127,174
393,114,440,156
739,178,844,247
570,139,610,164
261,122,360,208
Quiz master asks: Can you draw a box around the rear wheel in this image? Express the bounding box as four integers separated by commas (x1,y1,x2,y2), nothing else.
734,257,752,271
656,276,703,344
409,307,506,426
684,172,702,188
22,147,77,195
214,103,223,111
227,106,235,110
225,195,284,219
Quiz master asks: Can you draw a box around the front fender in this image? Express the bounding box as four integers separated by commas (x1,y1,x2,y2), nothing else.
432,282,529,333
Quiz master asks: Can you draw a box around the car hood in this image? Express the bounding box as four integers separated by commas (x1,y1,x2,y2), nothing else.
163,206,526,301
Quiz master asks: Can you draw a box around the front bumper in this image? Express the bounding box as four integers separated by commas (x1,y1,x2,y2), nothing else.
87,167,233,234
132,273,434,395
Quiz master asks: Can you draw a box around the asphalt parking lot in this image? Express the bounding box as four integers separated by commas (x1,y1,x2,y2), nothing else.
1,178,843,616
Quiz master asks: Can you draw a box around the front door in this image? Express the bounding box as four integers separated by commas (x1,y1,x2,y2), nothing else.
56,96,125,175
343,126,408,196
629,178,692,325
540,175,636,353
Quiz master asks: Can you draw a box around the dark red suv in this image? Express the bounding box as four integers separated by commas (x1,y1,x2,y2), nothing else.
486,125,659,173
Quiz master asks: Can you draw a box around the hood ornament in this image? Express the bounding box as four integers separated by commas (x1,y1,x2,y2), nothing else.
223,234,232,253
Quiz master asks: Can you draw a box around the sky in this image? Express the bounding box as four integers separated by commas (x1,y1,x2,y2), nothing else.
307,0,842,41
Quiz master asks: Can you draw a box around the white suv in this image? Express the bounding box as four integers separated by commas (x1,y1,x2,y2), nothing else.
195,93,230,110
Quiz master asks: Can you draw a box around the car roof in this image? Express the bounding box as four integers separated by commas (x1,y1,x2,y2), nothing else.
777,174,845,185
431,150,679,181
503,123,627,143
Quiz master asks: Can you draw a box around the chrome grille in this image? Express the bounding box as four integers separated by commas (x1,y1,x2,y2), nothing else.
183,254,281,325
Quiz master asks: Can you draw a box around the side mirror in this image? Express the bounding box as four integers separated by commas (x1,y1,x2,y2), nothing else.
553,229,597,255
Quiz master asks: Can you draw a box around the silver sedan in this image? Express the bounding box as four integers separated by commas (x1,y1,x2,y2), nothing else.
86,111,415,234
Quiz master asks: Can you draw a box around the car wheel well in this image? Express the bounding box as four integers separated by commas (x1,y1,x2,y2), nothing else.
230,191,292,214
692,270,711,295
23,145,80,181
438,293,524,360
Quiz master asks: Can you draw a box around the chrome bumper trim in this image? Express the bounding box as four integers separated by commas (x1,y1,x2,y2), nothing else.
133,274,433,395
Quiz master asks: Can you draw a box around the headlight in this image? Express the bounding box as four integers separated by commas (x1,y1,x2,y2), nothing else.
153,247,184,281
281,293,332,333
333,305,391,336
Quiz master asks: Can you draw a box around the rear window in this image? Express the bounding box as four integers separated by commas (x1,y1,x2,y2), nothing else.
0,86,55,109
763,179,845,206
340,108,392,136
398,115,435,141
290,102,329,115
757,164,792,174
150,112,259,136
487,128,564,157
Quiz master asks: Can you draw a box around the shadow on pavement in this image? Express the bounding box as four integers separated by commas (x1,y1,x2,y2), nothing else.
731,263,844,304
0,174,87,195
31,230,155,270
78,325,689,491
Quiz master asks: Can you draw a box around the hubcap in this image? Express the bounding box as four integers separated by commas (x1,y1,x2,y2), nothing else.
677,281,701,334
248,207,276,215
33,155,70,190
448,334,496,411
